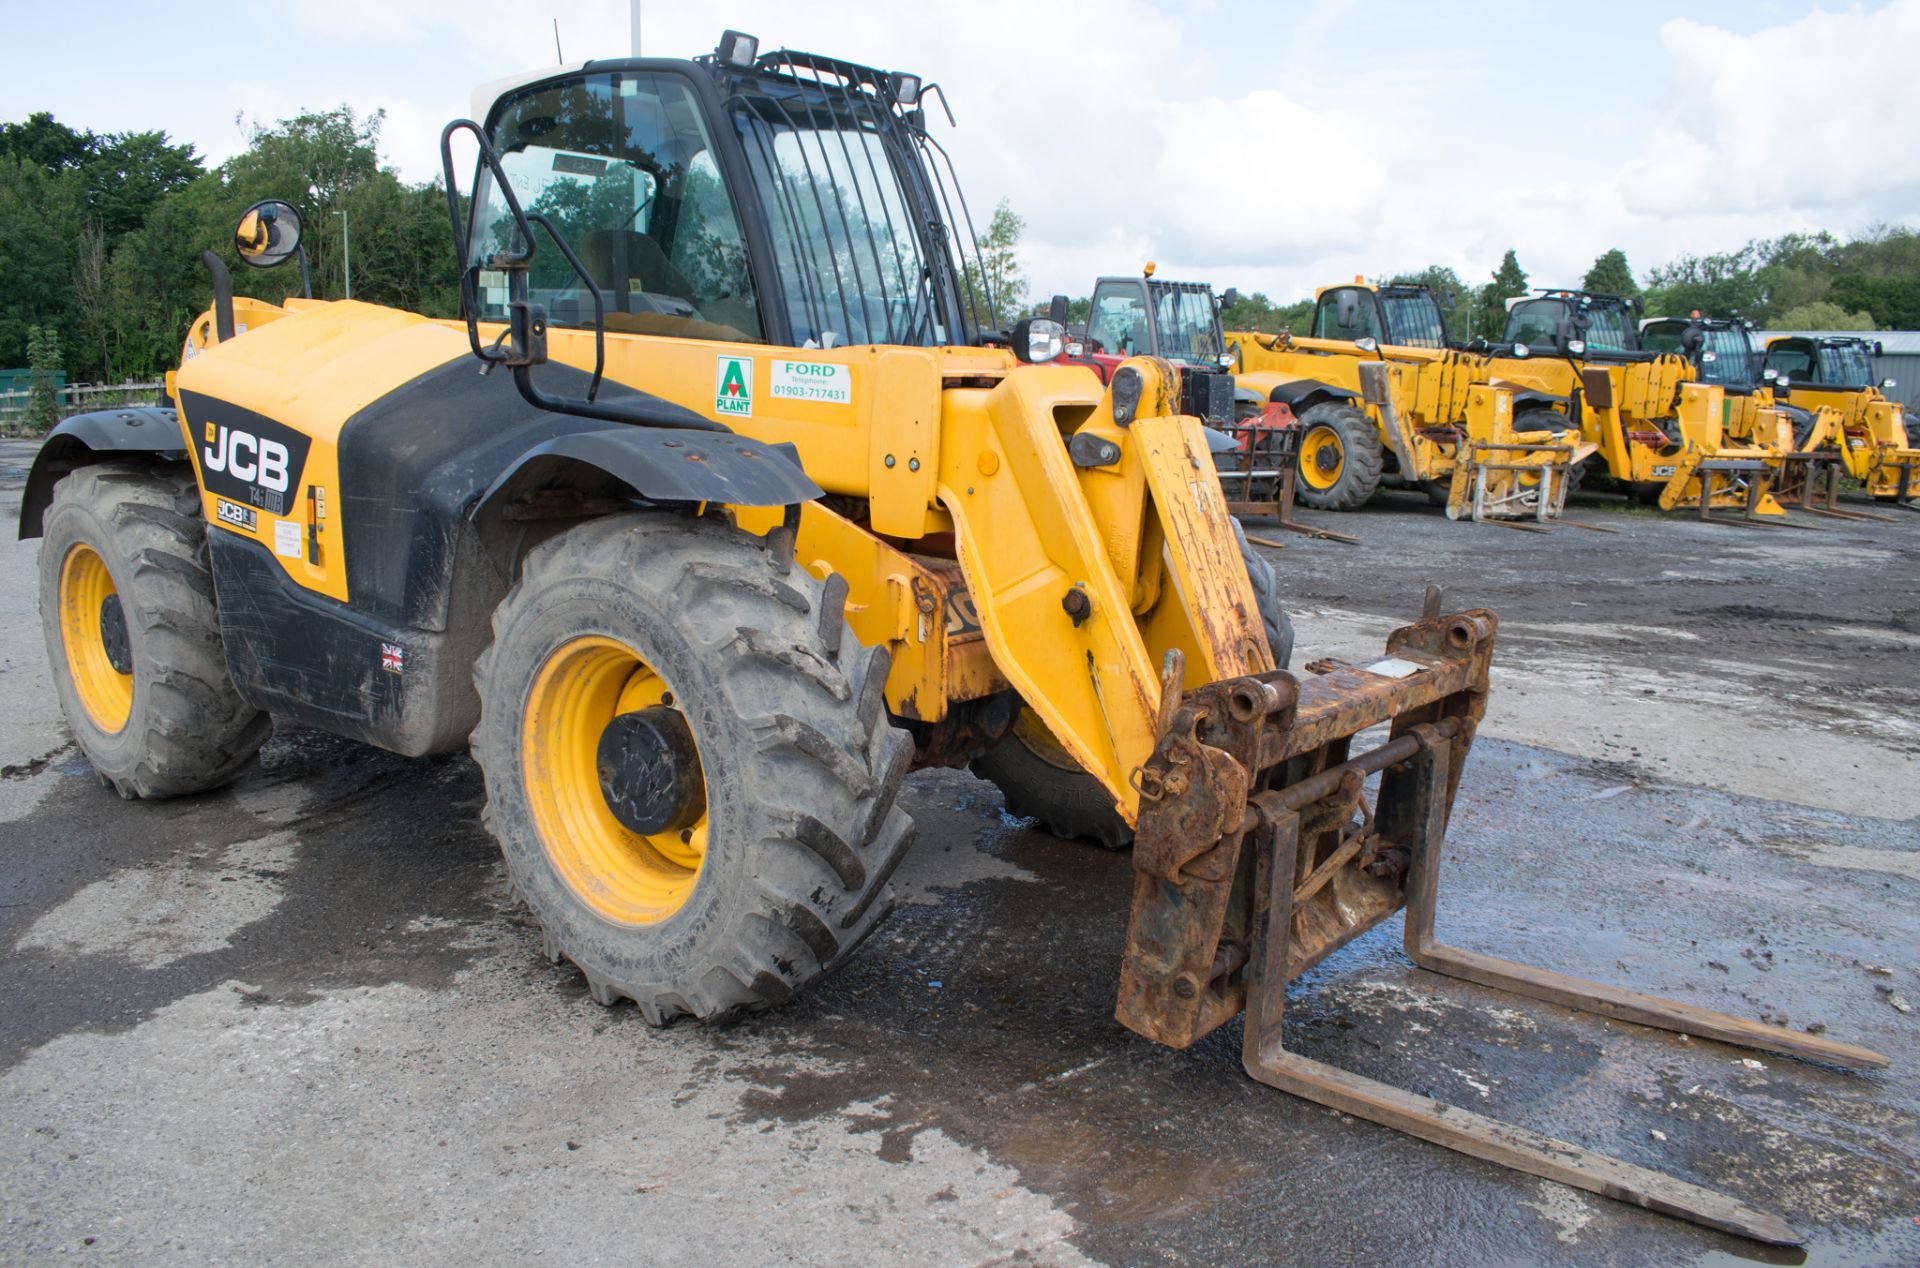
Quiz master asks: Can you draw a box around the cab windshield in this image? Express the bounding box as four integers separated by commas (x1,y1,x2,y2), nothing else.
1505,298,1636,354
1818,342,1874,388
727,87,958,347
1150,282,1224,365
477,70,764,342
1695,326,1756,387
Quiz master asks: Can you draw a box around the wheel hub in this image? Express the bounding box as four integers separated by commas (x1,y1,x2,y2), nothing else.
1313,442,1340,473
596,706,705,836
98,593,132,675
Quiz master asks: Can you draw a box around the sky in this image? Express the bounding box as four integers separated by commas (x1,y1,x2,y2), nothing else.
4,0,1917,305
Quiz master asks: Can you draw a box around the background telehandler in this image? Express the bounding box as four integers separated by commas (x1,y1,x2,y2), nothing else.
1637,314,1885,520
18,30,1886,1245
1227,282,1591,526
1491,289,1793,521
1036,267,1349,540
1761,334,1920,507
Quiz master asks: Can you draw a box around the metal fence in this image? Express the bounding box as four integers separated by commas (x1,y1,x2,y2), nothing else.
0,382,164,431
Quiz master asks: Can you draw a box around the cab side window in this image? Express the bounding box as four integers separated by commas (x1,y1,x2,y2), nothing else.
1087,283,1150,356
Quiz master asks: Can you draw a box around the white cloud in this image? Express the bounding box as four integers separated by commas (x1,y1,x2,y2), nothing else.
1621,0,1920,218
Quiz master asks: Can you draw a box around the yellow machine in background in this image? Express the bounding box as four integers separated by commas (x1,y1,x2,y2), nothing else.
17,31,1890,1247
1763,335,1920,506
1489,290,1790,520
1228,282,1587,525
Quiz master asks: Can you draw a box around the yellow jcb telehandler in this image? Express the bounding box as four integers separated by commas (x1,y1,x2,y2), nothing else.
1226,282,1594,528
1490,290,1796,523
1639,315,1892,522
1761,335,1920,510
18,31,1887,1245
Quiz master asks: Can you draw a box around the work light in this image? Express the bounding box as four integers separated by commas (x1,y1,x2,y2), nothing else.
717,30,759,68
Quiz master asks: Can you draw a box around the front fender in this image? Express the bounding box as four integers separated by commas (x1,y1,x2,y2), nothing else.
1264,377,1358,409
474,426,822,520
18,406,186,539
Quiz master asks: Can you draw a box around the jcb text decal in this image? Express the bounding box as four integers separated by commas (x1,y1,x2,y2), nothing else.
180,392,313,519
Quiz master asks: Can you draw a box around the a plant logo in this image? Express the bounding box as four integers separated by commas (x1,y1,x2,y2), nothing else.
715,355,754,418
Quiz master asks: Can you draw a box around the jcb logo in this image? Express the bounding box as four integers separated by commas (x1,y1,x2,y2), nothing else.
180,394,312,519
203,426,292,494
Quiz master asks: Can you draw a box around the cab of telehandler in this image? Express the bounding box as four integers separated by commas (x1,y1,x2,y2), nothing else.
1501,289,1644,358
1307,282,1449,350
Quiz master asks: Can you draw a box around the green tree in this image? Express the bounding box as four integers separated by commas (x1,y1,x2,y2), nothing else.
1219,291,1313,336
1475,250,1528,340
0,111,93,172
25,325,62,434
968,200,1028,330
1643,245,1767,320
80,130,203,238
0,156,82,369
1829,273,1920,329
1582,248,1638,298
1388,265,1468,340
1772,300,1875,331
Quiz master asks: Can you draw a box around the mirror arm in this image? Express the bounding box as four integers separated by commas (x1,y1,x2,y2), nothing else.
525,211,605,403
297,246,312,301
440,118,533,369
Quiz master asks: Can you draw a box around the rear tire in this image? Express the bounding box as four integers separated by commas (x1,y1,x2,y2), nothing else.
38,462,269,798
472,513,913,1024
1293,401,1383,511
970,518,1292,849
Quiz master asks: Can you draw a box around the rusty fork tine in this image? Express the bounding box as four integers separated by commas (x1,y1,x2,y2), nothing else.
1404,940,1889,1069
1242,1043,1802,1246
1398,758,1889,1072
1241,736,1809,1247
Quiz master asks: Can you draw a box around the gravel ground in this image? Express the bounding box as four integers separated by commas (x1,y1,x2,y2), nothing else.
2,438,1916,1266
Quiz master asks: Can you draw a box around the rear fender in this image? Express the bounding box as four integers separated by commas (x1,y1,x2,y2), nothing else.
18,406,187,539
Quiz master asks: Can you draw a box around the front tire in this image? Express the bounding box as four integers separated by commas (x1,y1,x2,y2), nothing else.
38,462,269,798
472,513,913,1024
1293,401,1384,511
970,518,1292,848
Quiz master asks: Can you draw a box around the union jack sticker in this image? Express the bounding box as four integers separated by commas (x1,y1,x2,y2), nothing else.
380,642,405,675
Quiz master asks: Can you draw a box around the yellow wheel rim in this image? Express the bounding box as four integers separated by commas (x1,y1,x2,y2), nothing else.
1299,425,1345,491
521,635,709,925
58,543,133,734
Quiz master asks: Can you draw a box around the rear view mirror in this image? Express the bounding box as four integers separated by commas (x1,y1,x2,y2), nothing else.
234,200,303,268
1048,294,1069,325
1336,290,1360,330
1222,288,1241,308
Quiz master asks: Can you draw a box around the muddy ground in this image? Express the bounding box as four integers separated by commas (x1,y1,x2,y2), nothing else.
1,438,1916,1266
